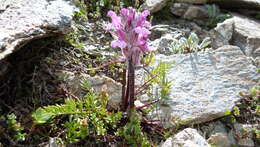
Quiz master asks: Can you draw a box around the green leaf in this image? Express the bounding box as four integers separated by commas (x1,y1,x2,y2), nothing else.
32,108,53,124
224,110,231,116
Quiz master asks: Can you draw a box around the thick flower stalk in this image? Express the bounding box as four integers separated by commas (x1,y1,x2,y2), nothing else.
106,7,152,112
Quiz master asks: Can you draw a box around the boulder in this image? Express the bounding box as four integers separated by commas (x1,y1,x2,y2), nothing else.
209,0,260,10
0,0,76,60
231,123,258,146
200,121,227,137
176,0,260,10
141,45,259,125
171,3,209,20
141,0,168,13
211,14,260,57
161,128,210,147
143,0,260,14
175,0,207,4
207,133,236,147
183,6,208,20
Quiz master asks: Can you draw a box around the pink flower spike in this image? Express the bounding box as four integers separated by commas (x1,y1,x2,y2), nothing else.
106,7,154,65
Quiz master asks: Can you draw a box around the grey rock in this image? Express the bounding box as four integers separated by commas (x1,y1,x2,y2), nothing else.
207,133,236,147
200,121,228,137
254,56,260,67
161,128,210,147
233,123,258,139
170,3,190,17
149,24,209,55
211,14,260,57
175,0,207,4
171,3,209,20
210,0,260,10
238,138,255,147
0,0,76,60
183,6,208,20
150,33,181,55
232,15,260,57
142,45,259,125
202,121,237,146
46,138,60,147
141,0,168,13
210,18,234,49
55,71,122,109
175,0,260,10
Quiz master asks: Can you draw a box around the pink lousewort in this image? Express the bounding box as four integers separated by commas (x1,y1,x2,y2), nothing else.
106,7,153,65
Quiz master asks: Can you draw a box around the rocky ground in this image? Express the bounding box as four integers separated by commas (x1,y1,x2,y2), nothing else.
0,0,259,146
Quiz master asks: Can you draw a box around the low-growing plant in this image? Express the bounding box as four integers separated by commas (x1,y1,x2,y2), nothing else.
117,114,150,147
6,113,27,142
205,4,231,28
144,60,173,103
72,0,144,19
32,79,122,143
170,32,211,54
31,7,170,146
233,106,240,117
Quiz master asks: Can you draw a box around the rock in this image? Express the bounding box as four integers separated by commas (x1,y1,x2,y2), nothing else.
161,128,210,147
149,24,209,55
254,56,260,67
170,3,190,17
233,123,259,141
46,138,61,147
55,71,122,109
175,0,207,4
210,0,260,10
200,121,228,137
210,18,234,49
237,138,255,147
142,45,259,125
0,0,76,60
175,0,260,10
150,33,180,55
211,14,260,57
207,133,235,147
141,0,168,13
183,6,208,20
202,121,237,146
171,3,209,20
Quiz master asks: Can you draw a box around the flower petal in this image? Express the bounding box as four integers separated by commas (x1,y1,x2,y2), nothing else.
107,10,121,28
135,27,150,36
111,40,127,49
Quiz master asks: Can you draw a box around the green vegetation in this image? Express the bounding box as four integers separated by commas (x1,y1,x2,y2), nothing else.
117,114,150,147
72,0,144,19
205,4,231,28
170,32,211,54
6,114,27,142
32,79,122,144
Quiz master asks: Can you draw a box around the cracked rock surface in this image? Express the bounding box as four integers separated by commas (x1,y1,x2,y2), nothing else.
142,45,259,125
0,0,76,60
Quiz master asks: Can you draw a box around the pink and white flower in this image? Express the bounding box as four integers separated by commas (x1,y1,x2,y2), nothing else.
106,7,153,65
